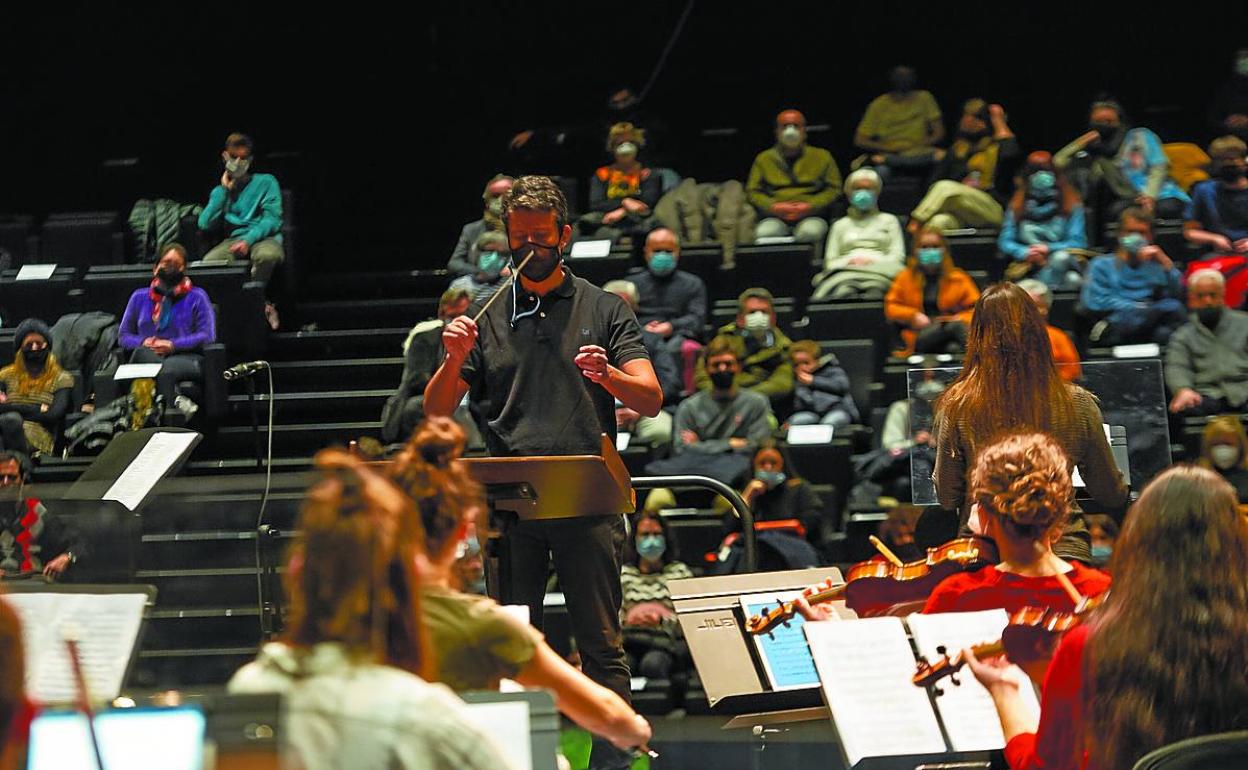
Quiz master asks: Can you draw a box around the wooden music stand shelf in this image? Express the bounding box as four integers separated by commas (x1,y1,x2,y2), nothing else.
462,434,635,520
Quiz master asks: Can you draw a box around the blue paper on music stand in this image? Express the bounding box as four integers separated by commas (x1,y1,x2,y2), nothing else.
740,592,821,690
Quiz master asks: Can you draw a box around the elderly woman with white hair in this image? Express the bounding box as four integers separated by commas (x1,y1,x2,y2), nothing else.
812,167,906,300
1166,267,1248,415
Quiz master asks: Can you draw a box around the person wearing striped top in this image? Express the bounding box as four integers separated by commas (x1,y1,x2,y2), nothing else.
621,510,693,680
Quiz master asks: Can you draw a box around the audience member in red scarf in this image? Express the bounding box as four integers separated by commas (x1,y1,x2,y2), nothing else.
118,244,216,421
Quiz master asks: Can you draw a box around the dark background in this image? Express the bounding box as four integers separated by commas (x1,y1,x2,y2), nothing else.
2,3,1242,277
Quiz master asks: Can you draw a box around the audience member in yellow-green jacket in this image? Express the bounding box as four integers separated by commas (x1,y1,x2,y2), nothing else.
746,109,842,245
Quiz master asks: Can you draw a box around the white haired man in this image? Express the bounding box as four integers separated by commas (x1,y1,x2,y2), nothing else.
1166,268,1248,415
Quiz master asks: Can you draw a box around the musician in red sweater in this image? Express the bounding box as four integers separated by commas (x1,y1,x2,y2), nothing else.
965,465,1248,770
923,433,1111,617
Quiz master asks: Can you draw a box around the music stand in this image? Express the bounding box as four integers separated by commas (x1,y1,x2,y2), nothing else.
462,434,635,602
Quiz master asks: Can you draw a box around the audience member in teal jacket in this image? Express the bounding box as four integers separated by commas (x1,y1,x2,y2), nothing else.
198,132,285,285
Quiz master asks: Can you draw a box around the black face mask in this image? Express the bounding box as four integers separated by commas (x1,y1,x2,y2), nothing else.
1197,305,1225,329
21,347,48,367
1217,164,1248,183
514,242,562,282
1088,123,1123,154
709,370,736,390
890,73,916,93
157,268,184,286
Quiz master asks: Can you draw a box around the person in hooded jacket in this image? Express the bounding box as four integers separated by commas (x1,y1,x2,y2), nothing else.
998,151,1088,290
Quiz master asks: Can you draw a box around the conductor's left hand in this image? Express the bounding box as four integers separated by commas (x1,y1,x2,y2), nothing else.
575,345,610,384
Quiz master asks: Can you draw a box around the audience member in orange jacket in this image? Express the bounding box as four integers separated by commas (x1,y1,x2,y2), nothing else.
884,228,980,356
1018,278,1083,382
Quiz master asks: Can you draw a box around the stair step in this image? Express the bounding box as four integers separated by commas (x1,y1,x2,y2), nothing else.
286,297,439,330
132,649,258,689
143,610,262,650
134,567,267,606
206,420,382,457
267,328,408,360
226,388,391,423
266,358,403,391
138,529,298,571
302,269,451,300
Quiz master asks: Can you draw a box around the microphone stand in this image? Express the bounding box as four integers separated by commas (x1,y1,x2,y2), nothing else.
244,376,262,470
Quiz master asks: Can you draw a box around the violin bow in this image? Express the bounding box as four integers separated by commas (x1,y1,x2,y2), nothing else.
1047,552,1086,606
869,535,905,567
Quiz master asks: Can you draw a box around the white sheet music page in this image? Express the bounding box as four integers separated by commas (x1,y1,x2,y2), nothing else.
462,701,531,770
906,609,1041,752
805,617,947,766
6,592,147,704
102,431,198,510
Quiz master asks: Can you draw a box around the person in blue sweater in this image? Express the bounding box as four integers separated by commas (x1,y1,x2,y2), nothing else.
998,151,1087,290
1080,207,1185,346
198,132,284,286
118,244,217,418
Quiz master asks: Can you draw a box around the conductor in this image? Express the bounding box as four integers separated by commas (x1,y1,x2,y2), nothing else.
424,175,662,763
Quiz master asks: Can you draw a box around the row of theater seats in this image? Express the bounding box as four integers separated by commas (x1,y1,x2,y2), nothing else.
0,188,298,284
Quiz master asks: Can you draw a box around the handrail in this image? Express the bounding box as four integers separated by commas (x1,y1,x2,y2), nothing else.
630,475,756,573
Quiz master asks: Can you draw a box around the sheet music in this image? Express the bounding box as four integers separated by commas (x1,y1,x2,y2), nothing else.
739,592,821,690
15,264,57,281
113,363,164,381
102,431,198,510
906,610,1041,753
805,617,947,766
568,239,612,259
6,592,147,703
462,701,531,770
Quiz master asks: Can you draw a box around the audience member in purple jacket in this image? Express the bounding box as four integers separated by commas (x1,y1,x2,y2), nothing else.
118,244,216,414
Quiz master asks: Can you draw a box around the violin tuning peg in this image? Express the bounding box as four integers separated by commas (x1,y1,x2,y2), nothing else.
936,645,947,656
933,687,944,697
950,675,961,687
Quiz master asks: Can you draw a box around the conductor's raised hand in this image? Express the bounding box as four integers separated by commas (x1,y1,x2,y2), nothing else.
442,316,478,363
575,345,610,384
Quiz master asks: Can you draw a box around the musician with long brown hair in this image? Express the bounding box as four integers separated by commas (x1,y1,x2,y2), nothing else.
228,449,511,770
933,282,1128,562
964,464,1248,770
390,417,652,754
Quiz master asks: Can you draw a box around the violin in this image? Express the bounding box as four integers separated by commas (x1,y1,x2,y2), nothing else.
745,535,998,635
911,591,1109,693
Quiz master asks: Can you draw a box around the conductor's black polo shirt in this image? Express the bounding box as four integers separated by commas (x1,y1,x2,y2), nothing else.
460,268,649,457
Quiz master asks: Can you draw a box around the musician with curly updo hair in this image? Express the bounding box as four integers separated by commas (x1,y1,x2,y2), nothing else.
924,432,1111,617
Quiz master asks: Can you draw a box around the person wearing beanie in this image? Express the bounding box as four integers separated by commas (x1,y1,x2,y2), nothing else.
0,318,73,458
118,243,216,420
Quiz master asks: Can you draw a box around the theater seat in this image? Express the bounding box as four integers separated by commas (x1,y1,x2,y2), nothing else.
1131,731,1248,770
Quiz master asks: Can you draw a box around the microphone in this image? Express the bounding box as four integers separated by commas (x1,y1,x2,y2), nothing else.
223,360,270,381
